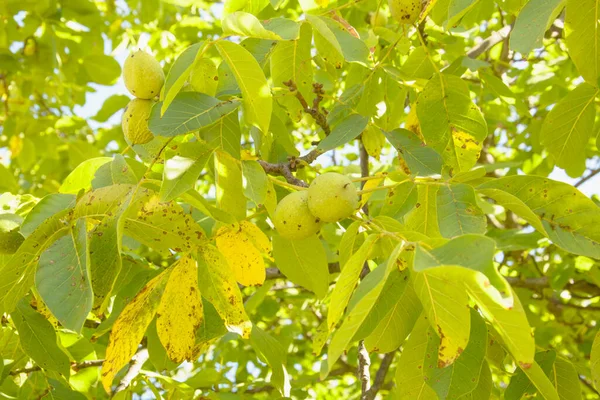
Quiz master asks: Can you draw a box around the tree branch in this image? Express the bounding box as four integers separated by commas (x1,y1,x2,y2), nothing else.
467,25,512,59
283,80,330,136
113,348,149,395
258,149,322,187
575,167,600,188
357,340,371,398
363,352,396,400
10,359,105,376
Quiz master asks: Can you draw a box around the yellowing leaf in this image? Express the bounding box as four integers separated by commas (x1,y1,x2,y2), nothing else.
157,254,204,363
196,245,252,338
359,173,385,209
101,269,171,393
215,221,269,286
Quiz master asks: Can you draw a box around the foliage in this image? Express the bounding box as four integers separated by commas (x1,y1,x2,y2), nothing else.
1,0,600,399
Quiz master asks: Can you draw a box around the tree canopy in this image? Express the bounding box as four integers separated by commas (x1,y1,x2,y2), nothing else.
1,0,600,399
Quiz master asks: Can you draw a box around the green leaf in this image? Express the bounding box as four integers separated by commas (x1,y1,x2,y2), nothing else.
338,221,363,268
380,180,419,220
436,183,486,238
222,12,284,40
306,15,344,68
196,245,252,338
591,329,600,388
565,0,600,85
59,157,112,194
161,42,207,115
510,0,565,54
355,269,423,353
383,128,444,176
328,234,378,330
190,58,219,96
270,24,313,122
506,350,560,400
412,265,471,367
93,94,130,122
11,299,71,377
0,213,70,315
430,310,487,399
249,326,291,397
405,184,442,237
242,160,268,206
478,176,600,259
311,16,370,65
416,73,487,172
317,113,369,151
199,110,241,159
271,235,330,298
110,154,139,185
149,92,240,137
215,150,246,220
160,141,215,201
20,193,76,238
215,40,272,134
328,243,406,371
394,314,440,399
82,54,121,85
553,357,583,400
540,82,598,177
36,220,93,333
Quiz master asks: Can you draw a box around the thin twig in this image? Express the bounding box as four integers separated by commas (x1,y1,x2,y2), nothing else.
258,149,322,187
10,359,105,375
575,168,600,188
283,80,330,136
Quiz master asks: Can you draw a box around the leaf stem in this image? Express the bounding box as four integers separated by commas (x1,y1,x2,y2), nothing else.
268,175,307,191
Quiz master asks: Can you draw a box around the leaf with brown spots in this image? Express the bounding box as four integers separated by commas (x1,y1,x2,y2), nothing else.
157,254,204,363
215,221,269,287
124,189,206,253
101,267,171,393
196,245,252,338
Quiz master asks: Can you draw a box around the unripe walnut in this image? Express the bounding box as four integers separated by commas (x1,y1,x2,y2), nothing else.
121,98,155,145
123,50,165,99
307,173,358,223
274,191,322,240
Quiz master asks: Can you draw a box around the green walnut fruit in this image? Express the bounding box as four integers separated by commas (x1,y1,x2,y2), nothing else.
370,11,388,27
389,0,422,25
307,172,358,223
274,191,322,240
0,214,24,255
122,98,155,145
123,50,165,99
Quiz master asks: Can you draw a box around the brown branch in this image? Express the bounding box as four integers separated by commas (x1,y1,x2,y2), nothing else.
113,348,149,395
10,359,105,376
283,80,330,136
357,340,371,398
363,352,396,400
575,167,600,188
258,149,322,187
266,263,340,280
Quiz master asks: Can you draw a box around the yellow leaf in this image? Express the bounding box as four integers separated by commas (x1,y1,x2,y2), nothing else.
361,125,385,159
197,245,252,338
215,221,269,286
157,254,203,363
101,269,170,393
359,173,385,209
239,221,271,254
405,106,423,140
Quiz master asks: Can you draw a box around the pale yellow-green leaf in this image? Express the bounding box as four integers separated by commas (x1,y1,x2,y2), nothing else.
157,254,204,363
412,266,471,367
215,40,272,133
215,150,246,220
565,0,600,85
